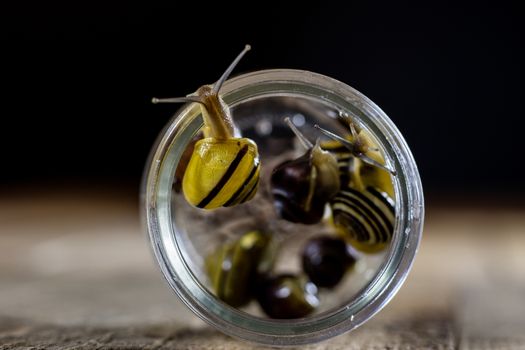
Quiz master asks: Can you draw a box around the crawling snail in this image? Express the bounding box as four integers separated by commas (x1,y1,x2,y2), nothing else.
316,112,395,197
153,45,260,209
205,230,273,307
315,115,396,252
270,117,340,224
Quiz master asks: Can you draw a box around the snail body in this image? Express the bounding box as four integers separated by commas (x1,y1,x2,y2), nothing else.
153,45,260,209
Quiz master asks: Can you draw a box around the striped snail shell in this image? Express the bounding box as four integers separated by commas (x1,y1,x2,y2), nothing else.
205,230,272,307
316,114,396,197
271,118,340,224
183,138,260,209
153,45,260,209
331,186,395,253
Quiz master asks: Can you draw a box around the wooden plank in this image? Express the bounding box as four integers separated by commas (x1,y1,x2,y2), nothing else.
1,191,524,349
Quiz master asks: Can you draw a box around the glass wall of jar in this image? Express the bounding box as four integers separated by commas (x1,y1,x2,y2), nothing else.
142,70,424,346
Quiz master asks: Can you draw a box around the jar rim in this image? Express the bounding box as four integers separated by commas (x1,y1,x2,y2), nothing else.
142,69,424,346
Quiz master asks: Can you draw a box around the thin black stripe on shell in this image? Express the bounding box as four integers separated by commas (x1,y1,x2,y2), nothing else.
323,145,349,153
367,187,395,215
197,145,249,208
338,160,350,167
333,194,385,243
336,156,352,162
345,187,394,239
333,204,371,242
239,176,259,204
334,193,385,242
336,156,351,180
334,153,353,178
338,164,350,171
223,159,259,207
336,156,351,163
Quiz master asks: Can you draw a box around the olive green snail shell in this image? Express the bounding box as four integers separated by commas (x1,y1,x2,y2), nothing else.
205,230,272,307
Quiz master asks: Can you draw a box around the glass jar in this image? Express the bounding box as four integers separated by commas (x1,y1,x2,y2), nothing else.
141,69,424,346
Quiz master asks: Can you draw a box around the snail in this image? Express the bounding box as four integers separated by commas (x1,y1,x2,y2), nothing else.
313,114,396,252
205,230,273,307
270,117,340,224
256,274,319,319
315,112,395,197
331,186,395,253
302,235,357,288
153,45,260,209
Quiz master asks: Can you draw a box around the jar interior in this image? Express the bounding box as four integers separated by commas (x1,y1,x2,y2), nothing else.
169,94,395,319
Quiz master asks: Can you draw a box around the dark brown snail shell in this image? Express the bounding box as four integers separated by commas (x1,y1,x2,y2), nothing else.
302,236,357,288
256,274,319,319
271,145,340,225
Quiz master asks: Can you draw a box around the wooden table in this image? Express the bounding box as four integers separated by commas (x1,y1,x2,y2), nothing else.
1,189,524,349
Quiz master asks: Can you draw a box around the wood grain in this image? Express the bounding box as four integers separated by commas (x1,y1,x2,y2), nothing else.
1,190,524,349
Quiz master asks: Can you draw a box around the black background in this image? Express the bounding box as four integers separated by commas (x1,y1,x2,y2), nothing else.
1,2,523,196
